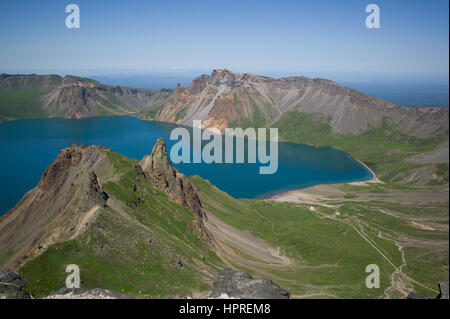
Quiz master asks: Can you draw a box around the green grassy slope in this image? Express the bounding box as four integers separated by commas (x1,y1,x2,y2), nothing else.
14,147,448,298
0,75,62,121
0,89,48,120
191,177,402,298
18,150,223,297
191,176,448,298
0,75,161,121
274,111,448,183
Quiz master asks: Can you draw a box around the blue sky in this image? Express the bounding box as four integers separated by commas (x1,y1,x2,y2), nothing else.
0,0,448,79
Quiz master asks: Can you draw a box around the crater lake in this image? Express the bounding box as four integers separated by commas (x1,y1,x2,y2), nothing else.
0,116,373,216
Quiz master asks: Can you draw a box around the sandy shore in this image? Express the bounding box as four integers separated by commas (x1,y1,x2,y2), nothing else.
352,158,383,184
268,156,382,204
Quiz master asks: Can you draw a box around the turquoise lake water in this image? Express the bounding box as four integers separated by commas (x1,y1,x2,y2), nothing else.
0,116,372,216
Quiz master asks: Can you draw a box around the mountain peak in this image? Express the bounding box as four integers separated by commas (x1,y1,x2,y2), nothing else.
142,69,449,138
139,138,212,243
140,138,204,217
140,137,171,177
0,144,113,269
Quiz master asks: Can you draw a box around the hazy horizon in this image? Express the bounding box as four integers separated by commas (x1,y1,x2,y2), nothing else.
1,68,447,108
1,0,448,107
1,0,448,75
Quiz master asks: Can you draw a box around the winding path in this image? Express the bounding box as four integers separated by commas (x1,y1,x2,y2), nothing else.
313,207,439,295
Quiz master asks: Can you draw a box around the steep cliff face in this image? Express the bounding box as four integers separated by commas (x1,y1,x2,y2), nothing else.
140,138,203,216
0,74,166,120
141,69,449,138
3,71,447,140
0,140,216,297
0,145,112,270
140,138,212,243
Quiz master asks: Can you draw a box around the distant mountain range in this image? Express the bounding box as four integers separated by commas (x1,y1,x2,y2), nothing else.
1,70,448,185
0,71,448,299
1,70,448,139
139,69,447,138
0,73,167,121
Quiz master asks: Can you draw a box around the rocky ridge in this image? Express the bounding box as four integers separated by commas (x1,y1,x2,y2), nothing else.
2,71,447,141
0,144,114,270
141,69,449,138
140,138,212,243
406,282,449,299
140,138,203,216
0,270,33,299
1,268,293,299
208,268,290,299
0,139,214,275
0,73,166,120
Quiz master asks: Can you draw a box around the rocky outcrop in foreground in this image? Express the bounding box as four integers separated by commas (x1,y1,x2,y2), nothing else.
209,268,290,299
1,268,291,299
0,145,113,270
0,270,33,299
0,270,130,299
46,287,131,299
406,282,449,299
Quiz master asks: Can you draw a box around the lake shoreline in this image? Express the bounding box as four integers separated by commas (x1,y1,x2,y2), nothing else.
139,117,379,198
265,159,381,202
0,115,377,213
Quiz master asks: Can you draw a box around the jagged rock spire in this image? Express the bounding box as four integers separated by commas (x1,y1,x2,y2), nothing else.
140,138,203,217
139,138,213,244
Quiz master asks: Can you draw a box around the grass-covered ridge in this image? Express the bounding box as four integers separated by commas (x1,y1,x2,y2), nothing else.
0,74,168,121
19,150,222,297
191,177,399,298
274,111,448,184
13,144,448,298
0,89,47,120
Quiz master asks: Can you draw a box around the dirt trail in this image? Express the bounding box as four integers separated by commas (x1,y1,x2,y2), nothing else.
107,197,197,250
71,205,100,239
203,210,350,298
379,232,412,298
313,209,439,295
204,211,292,269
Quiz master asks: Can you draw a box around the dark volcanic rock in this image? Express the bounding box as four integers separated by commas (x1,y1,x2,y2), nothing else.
406,281,449,299
134,164,148,183
209,268,290,299
406,292,434,299
38,144,83,193
0,270,33,299
87,170,109,207
437,282,449,299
